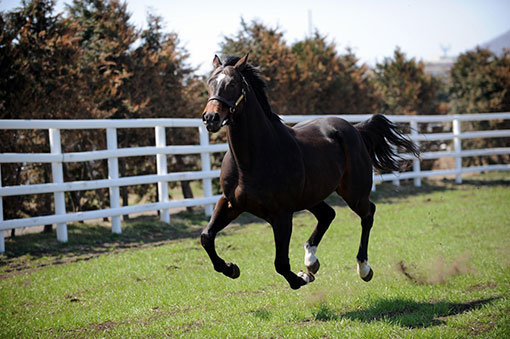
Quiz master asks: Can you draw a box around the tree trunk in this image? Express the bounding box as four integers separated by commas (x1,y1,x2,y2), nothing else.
42,168,55,232
121,186,130,221
181,181,194,212
175,156,194,212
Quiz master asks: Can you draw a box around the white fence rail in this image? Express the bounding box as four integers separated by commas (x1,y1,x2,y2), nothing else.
1,113,509,253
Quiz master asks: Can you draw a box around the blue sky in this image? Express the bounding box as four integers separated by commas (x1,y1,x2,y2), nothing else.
1,0,509,74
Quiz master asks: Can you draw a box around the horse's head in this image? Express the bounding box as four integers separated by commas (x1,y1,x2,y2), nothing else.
202,54,249,133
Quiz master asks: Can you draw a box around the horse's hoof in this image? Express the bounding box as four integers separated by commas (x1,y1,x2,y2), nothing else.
307,259,320,275
225,262,240,279
297,270,315,284
290,284,301,290
361,268,373,282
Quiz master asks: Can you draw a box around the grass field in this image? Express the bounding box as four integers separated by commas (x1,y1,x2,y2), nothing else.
1,173,509,338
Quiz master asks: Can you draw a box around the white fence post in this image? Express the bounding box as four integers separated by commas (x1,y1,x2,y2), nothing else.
199,126,214,216
49,128,68,242
106,128,122,234
452,118,462,184
0,164,4,253
410,120,421,187
155,126,170,223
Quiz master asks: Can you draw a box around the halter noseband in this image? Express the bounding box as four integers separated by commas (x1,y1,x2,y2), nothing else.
206,87,246,126
205,70,248,126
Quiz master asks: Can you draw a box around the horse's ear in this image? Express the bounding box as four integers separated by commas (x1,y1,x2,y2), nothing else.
213,55,222,69
234,53,249,71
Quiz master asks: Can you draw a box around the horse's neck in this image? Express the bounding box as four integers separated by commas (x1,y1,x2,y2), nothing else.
226,96,283,171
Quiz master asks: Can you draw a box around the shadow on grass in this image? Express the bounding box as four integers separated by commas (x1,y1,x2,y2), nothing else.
325,173,510,207
337,296,501,328
324,180,450,207
1,210,210,263
0,206,268,274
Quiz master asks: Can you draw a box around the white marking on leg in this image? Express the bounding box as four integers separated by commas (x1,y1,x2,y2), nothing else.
304,243,318,267
297,271,310,284
357,259,371,279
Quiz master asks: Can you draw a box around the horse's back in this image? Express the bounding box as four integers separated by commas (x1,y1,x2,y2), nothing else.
292,116,364,155
292,116,373,206
293,116,356,138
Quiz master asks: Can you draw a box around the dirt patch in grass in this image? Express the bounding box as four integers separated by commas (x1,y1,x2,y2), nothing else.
52,306,194,335
464,316,498,336
90,320,123,333
226,284,279,297
466,282,498,292
46,320,125,336
396,254,472,285
142,306,192,326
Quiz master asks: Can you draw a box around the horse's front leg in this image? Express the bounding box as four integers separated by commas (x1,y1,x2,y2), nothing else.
201,196,241,279
271,213,314,290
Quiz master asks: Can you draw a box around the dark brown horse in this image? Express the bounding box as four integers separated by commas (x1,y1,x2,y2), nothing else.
201,54,419,290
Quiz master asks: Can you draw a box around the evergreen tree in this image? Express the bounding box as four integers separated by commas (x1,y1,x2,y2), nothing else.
66,0,137,118
0,0,202,221
449,47,510,165
374,48,440,115
219,20,377,115
1,0,82,119
219,18,298,114
449,47,510,114
292,34,377,114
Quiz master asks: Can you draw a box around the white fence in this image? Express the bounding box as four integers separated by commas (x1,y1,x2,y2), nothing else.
1,113,509,253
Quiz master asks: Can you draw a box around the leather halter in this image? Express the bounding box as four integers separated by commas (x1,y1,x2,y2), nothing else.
207,88,245,113
204,74,247,126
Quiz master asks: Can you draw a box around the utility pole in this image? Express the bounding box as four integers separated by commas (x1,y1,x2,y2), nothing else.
440,43,451,58
308,9,313,37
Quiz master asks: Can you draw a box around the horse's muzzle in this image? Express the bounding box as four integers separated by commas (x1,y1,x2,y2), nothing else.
202,112,222,133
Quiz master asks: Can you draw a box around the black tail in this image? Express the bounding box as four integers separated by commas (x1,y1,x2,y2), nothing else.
355,114,419,171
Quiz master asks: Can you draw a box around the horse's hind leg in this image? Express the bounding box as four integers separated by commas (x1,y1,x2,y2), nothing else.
201,196,241,279
304,201,336,275
351,197,376,282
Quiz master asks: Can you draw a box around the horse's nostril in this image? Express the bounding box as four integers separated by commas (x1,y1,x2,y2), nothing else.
213,113,220,122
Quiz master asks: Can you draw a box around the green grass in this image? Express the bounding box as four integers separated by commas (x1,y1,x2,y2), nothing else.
1,173,509,338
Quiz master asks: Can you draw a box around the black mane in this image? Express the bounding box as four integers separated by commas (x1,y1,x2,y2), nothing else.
222,55,281,122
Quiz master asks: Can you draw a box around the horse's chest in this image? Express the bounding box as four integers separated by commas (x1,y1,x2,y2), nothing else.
220,148,306,214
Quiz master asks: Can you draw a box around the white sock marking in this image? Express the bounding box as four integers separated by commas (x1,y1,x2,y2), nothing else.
297,271,310,284
357,260,371,278
304,243,318,267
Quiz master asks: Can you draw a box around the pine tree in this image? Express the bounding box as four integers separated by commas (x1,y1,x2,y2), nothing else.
219,20,377,115
373,48,440,115
449,47,510,114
